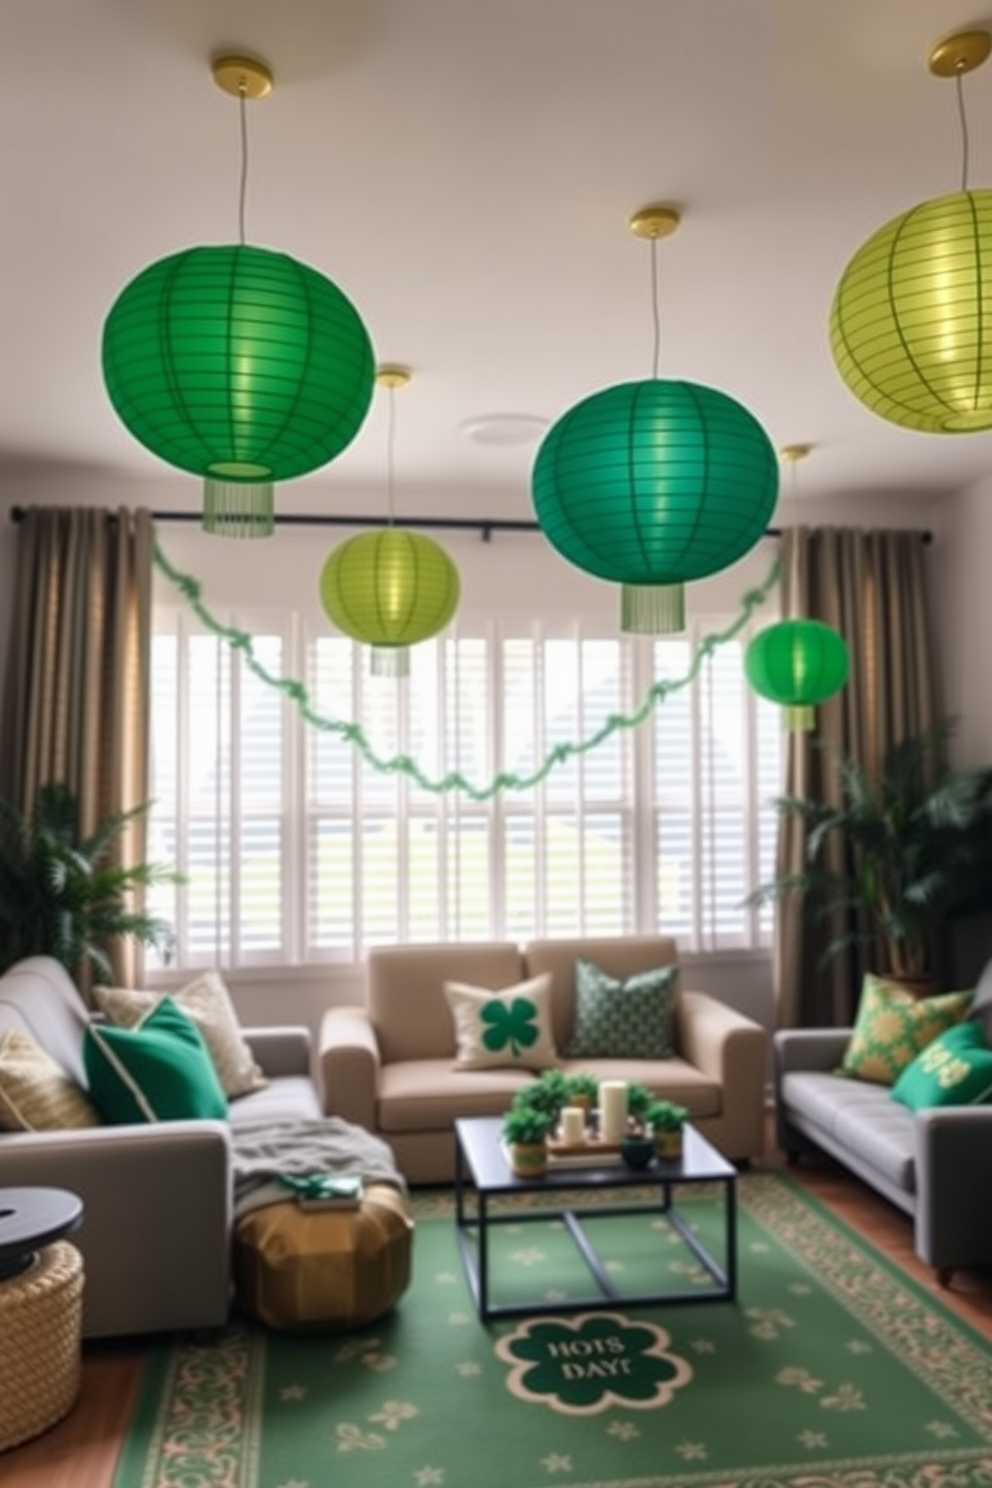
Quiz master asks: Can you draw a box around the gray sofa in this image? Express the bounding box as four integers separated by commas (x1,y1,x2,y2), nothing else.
322,936,768,1184
0,956,323,1339
774,971,992,1284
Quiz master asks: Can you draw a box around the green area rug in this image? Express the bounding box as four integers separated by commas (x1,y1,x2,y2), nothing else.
113,1172,992,1488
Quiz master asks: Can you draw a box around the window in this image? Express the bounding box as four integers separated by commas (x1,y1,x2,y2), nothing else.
148,606,780,968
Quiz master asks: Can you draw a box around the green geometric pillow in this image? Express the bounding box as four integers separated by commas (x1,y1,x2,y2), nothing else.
83,995,228,1123
890,1019,992,1111
564,958,679,1060
839,974,974,1086
444,974,559,1071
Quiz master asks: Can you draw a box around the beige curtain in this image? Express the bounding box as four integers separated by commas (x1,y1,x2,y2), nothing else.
0,506,154,985
774,526,938,1028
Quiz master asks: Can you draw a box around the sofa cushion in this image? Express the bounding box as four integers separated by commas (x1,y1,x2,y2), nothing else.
227,1076,324,1127
444,974,558,1071
377,1057,536,1131
0,1028,101,1131
780,1070,916,1193
890,1019,992,1111
564,958,678,1060
367,943,525,1064
94,971,268,1098
839,974,973,1086
83,996,229,1123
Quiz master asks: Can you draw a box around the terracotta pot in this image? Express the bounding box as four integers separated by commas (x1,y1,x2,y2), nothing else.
509,1142,548,1178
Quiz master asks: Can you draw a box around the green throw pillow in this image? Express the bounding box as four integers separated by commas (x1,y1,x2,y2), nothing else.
564,958,679,1060
83,996,228,1123
839,974,974,1087
444,974,559,1071
891,1019,992,1111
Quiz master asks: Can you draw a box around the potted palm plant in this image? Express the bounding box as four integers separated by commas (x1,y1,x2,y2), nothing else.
749,722,992,990
0,781,180,983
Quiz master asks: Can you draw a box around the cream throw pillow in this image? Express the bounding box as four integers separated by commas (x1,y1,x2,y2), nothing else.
0,1028,101,1131
444,974,559,1071
94,971,268,1098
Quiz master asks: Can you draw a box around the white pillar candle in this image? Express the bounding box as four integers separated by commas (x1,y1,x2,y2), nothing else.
599,1080,628,1143
560,1105,586,1146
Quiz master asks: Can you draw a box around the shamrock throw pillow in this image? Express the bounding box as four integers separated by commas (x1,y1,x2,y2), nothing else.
890,1019,992,1111
564,958,679,1060
839,974,974,1086
444,974,559,1071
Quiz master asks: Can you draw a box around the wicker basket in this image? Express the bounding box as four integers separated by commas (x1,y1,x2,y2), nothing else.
0,1241,84,1452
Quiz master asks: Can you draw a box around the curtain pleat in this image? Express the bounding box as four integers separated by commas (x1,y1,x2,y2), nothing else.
0,506,154,986
774,527,938,1028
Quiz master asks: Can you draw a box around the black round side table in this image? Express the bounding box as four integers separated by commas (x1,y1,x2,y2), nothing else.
0,1186,83,1279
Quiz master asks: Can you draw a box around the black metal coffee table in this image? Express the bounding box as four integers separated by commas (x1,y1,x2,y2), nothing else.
454,1116,737,1321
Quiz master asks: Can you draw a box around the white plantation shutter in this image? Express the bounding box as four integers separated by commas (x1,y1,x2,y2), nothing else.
149,606,780,967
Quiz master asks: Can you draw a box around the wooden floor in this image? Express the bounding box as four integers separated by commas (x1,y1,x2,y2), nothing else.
4,1130,992,1488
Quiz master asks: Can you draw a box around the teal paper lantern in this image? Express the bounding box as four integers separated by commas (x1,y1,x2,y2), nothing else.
531,379,778,633
102,244,376,484
320,530,461,677
745,619,849,730
830,190,992,433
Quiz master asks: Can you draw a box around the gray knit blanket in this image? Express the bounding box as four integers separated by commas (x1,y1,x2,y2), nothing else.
231,1118,406,1218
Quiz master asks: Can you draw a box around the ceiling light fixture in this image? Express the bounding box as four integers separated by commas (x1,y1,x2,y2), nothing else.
530,205,779,635
101,53,376,537
459,414,549,447
319,366,461,678
830,29,992,433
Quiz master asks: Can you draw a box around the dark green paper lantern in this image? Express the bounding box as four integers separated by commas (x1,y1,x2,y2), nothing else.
102,244,376,487
745,619,849,730
319,529,461,677
531,379,779,633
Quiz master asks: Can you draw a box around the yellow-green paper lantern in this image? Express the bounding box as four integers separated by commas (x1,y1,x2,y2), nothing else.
319,530,460,676
830,190,992,433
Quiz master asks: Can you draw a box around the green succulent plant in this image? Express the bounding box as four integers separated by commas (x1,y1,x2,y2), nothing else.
502,1104,554,1146
0,781,181,983
645,1100,687,1133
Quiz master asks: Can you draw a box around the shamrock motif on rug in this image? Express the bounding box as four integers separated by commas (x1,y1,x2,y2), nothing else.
495,1311,692,1415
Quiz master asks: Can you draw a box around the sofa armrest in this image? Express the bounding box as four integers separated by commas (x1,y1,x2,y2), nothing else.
915,1107,992,1272
676,989,768,1158
774,1028,852,1075
243,1025,312,1078
320,1005,381,1129
0,1122,232,1338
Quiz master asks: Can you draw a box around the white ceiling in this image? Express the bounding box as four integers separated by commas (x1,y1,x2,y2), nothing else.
4,0,992,525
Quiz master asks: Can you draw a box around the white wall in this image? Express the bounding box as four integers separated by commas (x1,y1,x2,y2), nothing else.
932,474,992,767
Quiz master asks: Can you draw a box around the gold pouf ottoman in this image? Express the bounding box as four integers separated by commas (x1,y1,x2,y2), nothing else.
233,1183,413,1333
0,1241,84,1452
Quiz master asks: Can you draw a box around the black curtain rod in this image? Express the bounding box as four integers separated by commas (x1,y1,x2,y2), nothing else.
8,507,932,543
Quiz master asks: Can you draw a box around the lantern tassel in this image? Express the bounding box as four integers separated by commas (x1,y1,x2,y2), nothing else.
202,478,275,538
621,582,686,636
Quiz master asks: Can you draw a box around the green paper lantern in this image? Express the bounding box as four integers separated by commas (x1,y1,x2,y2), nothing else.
102,243,376,482
830,190,992,433
531,379,778,634
319,530,461,677
745,619,849,730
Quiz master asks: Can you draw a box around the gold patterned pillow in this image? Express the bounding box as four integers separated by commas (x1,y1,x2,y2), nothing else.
839,974,974,1086
0,1028,102,1131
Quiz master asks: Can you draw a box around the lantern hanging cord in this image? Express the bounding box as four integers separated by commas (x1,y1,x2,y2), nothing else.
956,72,970,192
649,237,662,380
386,384,397,526
238,89,249,244
153,541,780,801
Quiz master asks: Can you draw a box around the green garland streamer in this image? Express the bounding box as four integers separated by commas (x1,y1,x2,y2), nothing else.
154,544,780,802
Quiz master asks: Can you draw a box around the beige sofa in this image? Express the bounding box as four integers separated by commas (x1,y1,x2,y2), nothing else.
320,936,768,1184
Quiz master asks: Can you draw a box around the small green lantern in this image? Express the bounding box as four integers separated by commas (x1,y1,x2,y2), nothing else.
102,243,376,488
531,379,778,634
745,619,849,730
319,529,461,677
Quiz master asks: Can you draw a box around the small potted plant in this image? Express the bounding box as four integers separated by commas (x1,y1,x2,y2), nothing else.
646,1100,688,1160
562,1070,599,1114
625,1082,654,1132
514,1069,570,1125
502,1103,554,1177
